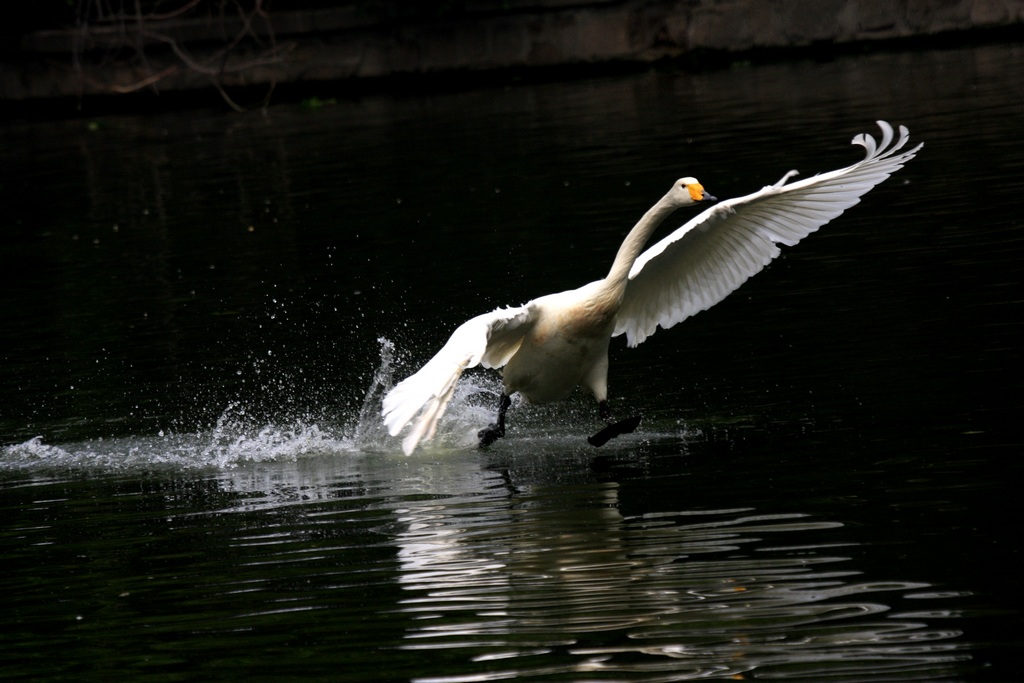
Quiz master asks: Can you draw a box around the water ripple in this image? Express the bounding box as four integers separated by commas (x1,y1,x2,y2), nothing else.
386,480,967,681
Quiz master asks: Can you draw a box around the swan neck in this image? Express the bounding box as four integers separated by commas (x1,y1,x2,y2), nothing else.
606,195,678,287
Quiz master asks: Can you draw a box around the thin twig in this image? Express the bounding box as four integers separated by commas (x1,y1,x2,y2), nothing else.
72,0,284,110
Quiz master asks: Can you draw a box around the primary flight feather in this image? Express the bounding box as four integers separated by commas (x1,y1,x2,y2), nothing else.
383,121,921,455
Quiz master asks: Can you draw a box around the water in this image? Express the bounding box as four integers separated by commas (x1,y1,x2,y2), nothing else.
2,42,1023,681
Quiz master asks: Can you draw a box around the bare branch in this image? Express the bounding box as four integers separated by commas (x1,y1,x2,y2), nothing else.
84,64,179,94
71,0,284,110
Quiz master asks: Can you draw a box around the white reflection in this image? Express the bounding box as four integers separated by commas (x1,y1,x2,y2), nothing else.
124,447,968,682
379,460,967,681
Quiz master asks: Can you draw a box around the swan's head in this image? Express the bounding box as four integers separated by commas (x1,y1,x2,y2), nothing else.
670,177,716,206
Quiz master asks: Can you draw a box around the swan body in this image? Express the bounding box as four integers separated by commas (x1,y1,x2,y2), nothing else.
383,121,922,455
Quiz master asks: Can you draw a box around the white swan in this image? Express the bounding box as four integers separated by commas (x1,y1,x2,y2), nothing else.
383,121,922,455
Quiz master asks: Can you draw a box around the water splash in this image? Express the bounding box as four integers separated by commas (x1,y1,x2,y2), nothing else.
1,337,685,472
0,338,510,471
351,337,397,449
198,402,351,468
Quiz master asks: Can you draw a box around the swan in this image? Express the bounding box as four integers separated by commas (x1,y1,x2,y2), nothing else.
382,121,921,455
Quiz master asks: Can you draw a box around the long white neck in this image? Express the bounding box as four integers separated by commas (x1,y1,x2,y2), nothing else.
604,192,681,290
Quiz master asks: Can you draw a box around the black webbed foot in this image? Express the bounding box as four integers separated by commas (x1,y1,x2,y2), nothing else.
588,414,642,447
479,393,512,449
478,423,505,448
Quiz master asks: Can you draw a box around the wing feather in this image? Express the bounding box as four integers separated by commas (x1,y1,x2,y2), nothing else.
381,305,534,455
614,121,922,347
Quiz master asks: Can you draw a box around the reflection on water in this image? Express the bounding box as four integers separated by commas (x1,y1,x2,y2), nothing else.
1,436,975,681
388,471,965,681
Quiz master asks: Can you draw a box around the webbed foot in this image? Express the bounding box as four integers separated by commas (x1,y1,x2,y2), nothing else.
478,394,512,449
478,423,505,448
588,415,642,447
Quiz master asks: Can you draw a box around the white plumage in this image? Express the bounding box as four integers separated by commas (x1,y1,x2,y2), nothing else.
383,121,922,455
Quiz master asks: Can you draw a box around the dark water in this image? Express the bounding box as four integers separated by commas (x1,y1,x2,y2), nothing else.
2,42,1022,681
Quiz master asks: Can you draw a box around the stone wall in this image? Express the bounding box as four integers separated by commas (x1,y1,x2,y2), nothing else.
3,0,1022,102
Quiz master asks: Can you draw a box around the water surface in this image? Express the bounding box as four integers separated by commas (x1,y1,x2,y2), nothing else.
2,41,1022,681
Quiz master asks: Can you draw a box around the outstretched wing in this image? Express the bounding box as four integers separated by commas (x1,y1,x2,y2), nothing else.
613,121,923,347
382,305,535,455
